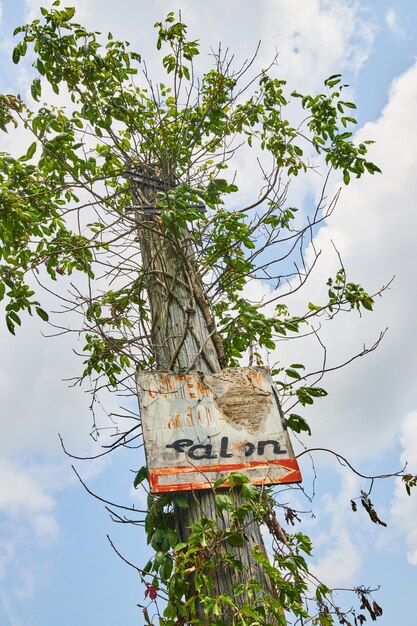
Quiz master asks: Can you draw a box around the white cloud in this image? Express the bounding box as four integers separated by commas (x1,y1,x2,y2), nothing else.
32,513,59,539
309,472,364,586
260,0,375,89
0,541,13,581
0,309,103,456
399,413,417,473
260,59,417,462
0,460,55,520
314,527,362,585
0,459,59,574
390,411,417,565
0,286,121,607
24,0,52,21
0,10,142,604
386,8,406,39
23,0,375,92
0,459,57,619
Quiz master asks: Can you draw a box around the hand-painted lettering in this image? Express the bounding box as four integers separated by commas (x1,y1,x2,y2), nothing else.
166,439,194,453
244,442,255,457
219,436,233,458
165,438,287,459
257,440,286,455
147,379,157,398
185,375,196,398
188,444,216,460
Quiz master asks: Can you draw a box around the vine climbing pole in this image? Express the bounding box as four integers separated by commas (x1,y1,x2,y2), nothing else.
130,169,277,622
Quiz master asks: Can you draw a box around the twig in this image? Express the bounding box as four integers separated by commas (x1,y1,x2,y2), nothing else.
296,448,406,480
71,465,147,512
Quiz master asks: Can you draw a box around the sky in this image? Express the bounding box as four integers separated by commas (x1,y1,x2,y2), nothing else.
1,0,417,624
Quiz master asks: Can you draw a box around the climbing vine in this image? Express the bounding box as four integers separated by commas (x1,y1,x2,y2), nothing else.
132,470,389,625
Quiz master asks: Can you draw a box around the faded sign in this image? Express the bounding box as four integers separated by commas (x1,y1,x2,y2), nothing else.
137,367,302,493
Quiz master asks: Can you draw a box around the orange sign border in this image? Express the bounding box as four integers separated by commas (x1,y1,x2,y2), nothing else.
149,457,302,493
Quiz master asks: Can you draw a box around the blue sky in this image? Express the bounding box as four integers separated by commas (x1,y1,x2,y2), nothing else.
1,1,417,625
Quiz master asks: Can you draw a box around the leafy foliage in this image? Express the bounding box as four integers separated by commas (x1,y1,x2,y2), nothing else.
0,3,401,624
138,473,384,625
2,3,378,386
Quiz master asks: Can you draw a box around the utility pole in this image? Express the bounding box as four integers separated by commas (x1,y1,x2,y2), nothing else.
130,169,276,620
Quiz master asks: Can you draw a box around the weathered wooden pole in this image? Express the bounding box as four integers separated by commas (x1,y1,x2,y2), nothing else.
130,169,276,621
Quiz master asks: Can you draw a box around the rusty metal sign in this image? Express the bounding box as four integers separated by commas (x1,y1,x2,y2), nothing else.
137,366,302,493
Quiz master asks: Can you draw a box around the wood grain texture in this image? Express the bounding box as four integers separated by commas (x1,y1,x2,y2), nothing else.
132,174,278,622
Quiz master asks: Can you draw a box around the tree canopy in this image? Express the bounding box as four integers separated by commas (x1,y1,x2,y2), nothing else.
1,3,414,625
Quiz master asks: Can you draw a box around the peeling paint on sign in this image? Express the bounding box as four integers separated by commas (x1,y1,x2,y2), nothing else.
137,367,302,493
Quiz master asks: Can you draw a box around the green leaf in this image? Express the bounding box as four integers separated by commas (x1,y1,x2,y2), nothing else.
154,550,166,567
36,307,49,321
296,389,313,406
285,368,302,380
12,46,20,64
172,493,189,509
6,316,16,335
26,141,37,160
325,74,341,86
361,297,374,311
226,531,244,547
167,528,178,549
304,386,327,398
287,414,311,436
63,6,76,20
9,311,21,326
31,78,42,101
365,161,382,175
215,494,234,512
213,475,228,489
241,482,259,500
326,78,341,88
133,466,148,487
228,471,249,487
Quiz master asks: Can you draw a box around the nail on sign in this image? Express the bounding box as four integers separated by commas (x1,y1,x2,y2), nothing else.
137,366,302,493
